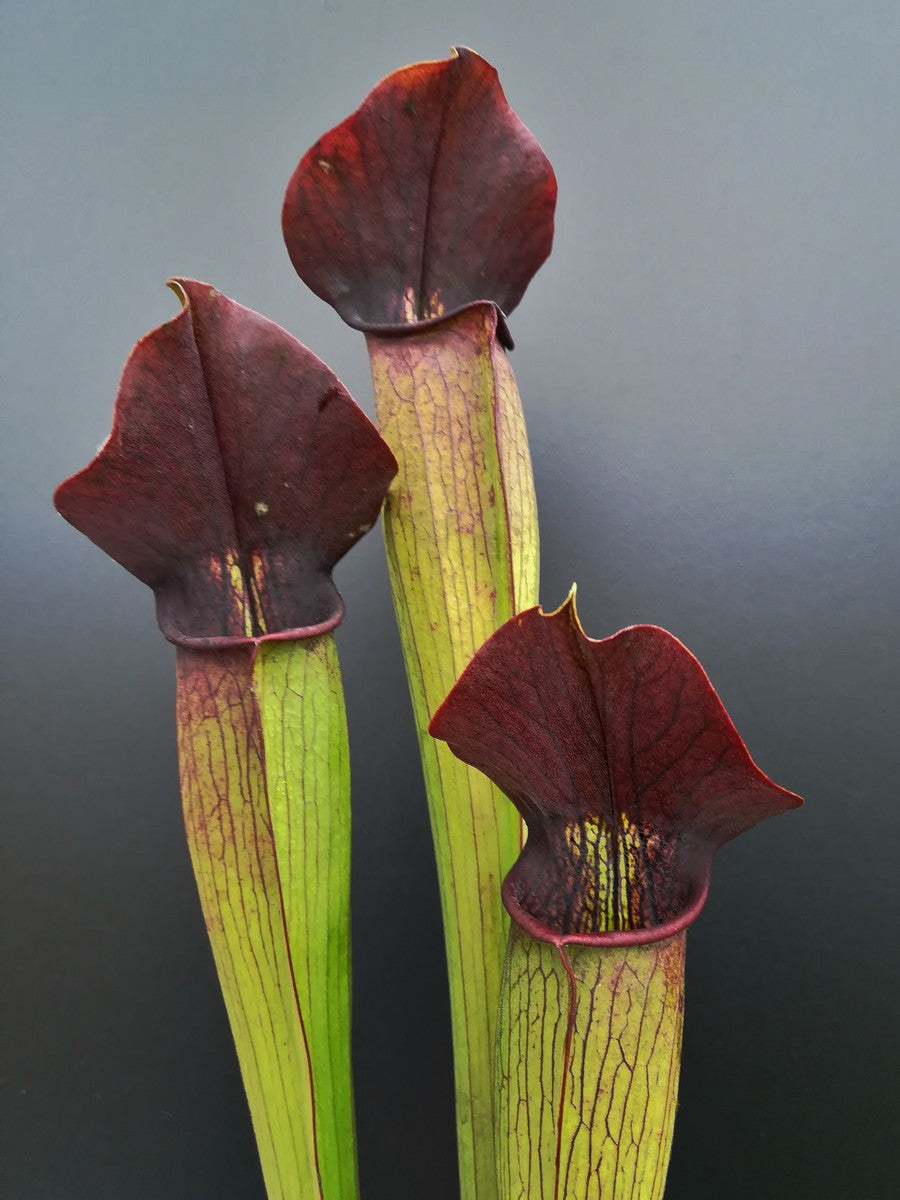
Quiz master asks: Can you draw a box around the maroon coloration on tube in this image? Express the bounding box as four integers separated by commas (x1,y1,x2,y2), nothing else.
54,280,397,647
282,47,557,347
430,597,802,947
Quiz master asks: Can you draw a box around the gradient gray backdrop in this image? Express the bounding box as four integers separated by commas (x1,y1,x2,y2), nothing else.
2,2,898,1197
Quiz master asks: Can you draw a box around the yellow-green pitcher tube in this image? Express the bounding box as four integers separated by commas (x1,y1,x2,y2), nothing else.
429,598,802,1200
496,925,684,1200
54,278,397,1200
177,637,358,1200
281,46,555,1197
367,302,539,1200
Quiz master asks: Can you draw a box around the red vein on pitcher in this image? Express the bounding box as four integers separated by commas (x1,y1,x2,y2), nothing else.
431,592,801,1200
283,48,556,1200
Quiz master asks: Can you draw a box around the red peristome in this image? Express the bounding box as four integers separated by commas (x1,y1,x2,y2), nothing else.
54,280,397,647
282,47,557,345
429,594,802,947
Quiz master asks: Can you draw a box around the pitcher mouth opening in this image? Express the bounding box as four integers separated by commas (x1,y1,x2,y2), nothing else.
151,551,348,650
164,609,344,652
502,851,712,949
358,300,515,350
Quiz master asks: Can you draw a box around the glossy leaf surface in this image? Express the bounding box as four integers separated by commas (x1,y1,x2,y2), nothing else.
54,280,396,647
283,47,557,342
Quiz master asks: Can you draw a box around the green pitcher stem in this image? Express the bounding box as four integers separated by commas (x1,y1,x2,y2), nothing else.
368,303,539,1200
176,636,357,1200
496,925,685,1200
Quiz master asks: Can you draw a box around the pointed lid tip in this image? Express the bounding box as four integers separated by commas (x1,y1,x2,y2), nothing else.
540,584,586,633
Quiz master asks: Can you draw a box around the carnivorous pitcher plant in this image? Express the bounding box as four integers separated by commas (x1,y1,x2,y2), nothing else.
431,593,802,1199
283,49,556,1199
54,280,397,1200
53,44,804,1200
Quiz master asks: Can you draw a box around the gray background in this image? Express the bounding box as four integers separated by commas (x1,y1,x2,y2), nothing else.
2,2,898,1197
